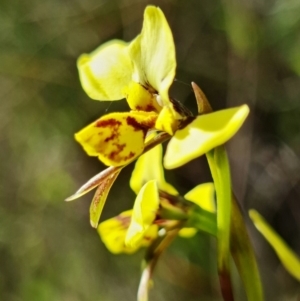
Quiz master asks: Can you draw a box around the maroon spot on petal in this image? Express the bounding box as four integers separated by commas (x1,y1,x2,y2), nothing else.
128,151,135,158
108,151,118,161
145,104,156,112
114,143,126,152
104,133,117,142
126,117,149,139
108,146,136,163
95,119,121,128
135,104,156,112
124,151,135,161
108,143,126,161
126,116,144,131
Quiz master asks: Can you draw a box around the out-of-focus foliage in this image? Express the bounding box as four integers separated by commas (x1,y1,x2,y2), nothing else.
0,0,299,300
250,210,300,281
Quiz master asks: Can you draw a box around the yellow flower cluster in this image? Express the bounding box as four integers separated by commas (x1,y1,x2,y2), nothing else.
75,6,249,168
69,5,249,254
97,143,216,254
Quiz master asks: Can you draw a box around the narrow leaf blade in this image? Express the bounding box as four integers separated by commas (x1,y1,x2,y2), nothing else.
231,199,264,301
250,209,300,281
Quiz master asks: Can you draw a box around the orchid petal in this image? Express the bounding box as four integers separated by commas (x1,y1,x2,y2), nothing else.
98,210,158,254
77,40,132,100
184,183,216,213
164,105,250,169
126,180,160,247
130,142,178,196
155,105,179,135
124,82,162,112
178,228,197,237
129,6,176,106
75,111,157,166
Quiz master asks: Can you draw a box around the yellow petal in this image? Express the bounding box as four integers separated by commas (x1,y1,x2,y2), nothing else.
129,6,176,106
164,105,250,169
141,224,159,246
184,183,216,213
155,105,180,135
98,210,158,254
75,111,157,166
124,82,162,112
125,180,160,247
98,210,138,254
77,40,132,100
178,228,197,237
249,210,300,281
130,142,178,195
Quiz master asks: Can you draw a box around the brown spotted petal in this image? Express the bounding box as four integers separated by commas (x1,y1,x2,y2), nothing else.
75,111,157,167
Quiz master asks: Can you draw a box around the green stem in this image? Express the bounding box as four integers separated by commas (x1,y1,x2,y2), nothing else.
206,147,264,301
138,228,180,301
187,207,217,237
206,147,234,301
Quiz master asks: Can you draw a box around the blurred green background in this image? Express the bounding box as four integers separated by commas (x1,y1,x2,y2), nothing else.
1,0,300,300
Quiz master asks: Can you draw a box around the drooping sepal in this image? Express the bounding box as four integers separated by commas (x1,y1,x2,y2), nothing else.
75,111,157,166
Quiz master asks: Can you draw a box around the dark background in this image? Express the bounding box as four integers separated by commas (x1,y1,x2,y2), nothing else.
1,0,300,300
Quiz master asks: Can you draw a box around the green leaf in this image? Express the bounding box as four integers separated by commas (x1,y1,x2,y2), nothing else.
250,209,300,281
231,199,264,301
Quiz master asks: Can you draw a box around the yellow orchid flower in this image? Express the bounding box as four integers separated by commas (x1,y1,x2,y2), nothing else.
97,144,216,253
76,5,249,171
71,6,249,236
76,6,183,167
77,6,175,110
97,209,158,254
124,180,218,248
98,180,216,254
125,143,216,247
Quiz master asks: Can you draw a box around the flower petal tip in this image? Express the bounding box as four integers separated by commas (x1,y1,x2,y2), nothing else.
90,220,98,229
64,195,75,202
